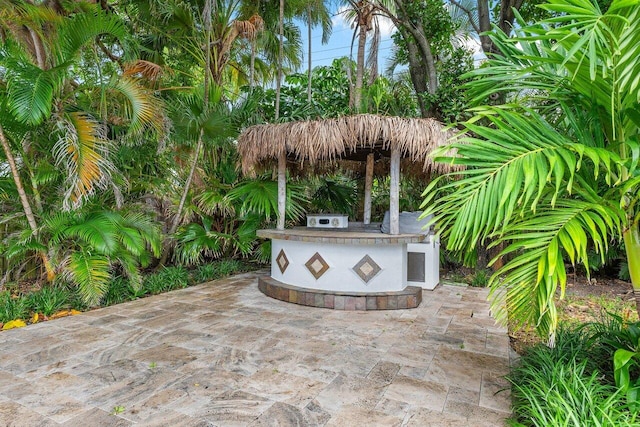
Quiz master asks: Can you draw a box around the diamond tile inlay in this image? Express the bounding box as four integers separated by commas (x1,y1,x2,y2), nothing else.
353,255,382,284
305,252,330,280
276,249,289,274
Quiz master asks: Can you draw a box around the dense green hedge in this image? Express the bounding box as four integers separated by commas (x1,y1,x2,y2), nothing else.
1,260,256,326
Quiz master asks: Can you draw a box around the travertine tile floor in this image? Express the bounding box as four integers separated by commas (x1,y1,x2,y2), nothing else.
0,272,514,426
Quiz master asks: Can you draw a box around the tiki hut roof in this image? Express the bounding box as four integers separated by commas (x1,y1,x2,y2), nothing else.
237,114,460,176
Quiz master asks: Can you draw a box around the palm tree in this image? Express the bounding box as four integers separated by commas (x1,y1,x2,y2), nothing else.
208,0,265,86
1,3,164,283
342,0,383,109
297,0,332,103
423,0,640,344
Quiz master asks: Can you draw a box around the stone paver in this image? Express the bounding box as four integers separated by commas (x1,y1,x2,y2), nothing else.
0,272,513,426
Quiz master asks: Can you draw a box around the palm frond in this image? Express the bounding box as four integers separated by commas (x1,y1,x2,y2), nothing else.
424,106,623,253
119,210,162,258
4,56,57,124
616,5,640,99
115,251,143,291
53,112,114,209
110,76,165,136
491,198,624,339
424,0,640,341
226,178,307,221
57,9,127,64
123,59,164,82
67,251,110,307
62,212,119,255
174,221,224,265
197,187,235,217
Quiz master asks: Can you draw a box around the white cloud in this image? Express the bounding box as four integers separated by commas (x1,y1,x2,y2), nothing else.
452,34,485,62
332,5,396,38
376,14,395,37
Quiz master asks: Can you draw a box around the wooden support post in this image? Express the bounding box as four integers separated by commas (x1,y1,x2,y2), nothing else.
363,153,374,225
277,150,286,230
390,148,400,235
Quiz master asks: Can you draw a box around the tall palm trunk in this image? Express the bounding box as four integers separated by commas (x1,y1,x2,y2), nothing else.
275,0,286,231
250,40,256,88
0,124,54,280
307,6,312,104
275,0,285,121
354,21,367,110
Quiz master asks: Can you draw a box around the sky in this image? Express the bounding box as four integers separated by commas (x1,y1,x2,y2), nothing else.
297,6,398,73
296,5,484,75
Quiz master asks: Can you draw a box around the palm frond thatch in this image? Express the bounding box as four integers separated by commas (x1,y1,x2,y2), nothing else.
237,114,461,176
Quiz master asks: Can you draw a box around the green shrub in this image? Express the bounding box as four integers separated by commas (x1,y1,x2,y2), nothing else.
588,314,640,409
67,291,90,311
144,266,189,294
214,259,244,277
470,269,491,287
101,277,131,306
509,326,638,426
509,358,636,426
127,282,147,300
0,291,28,323
191,259,246,284
143,273,165,295
193,264,217,283
26,286,70,316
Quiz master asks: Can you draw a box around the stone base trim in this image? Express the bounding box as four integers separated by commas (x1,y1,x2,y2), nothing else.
258,276,422,310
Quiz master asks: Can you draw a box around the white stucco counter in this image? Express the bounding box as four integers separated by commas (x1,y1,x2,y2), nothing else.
257,227,429,293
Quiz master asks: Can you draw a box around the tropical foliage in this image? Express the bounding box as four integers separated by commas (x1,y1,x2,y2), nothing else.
423,0,640,341
509,321,640,426
3,0,634,363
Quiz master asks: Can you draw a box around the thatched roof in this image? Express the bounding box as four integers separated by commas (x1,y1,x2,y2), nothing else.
237,114,460,176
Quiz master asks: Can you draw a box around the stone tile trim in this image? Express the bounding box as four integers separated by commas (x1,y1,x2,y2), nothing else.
353,254,382,284
257,228,426,245
258,276,422,310
304,252,330,280
275,249,289,274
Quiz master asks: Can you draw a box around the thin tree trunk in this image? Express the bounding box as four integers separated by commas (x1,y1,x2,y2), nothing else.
275,0,286,230
169,128,206,237
250,40,256,88
0,125,38,236
277,151,286,230
363,153,374,224
0,123,54,280
275,0,285,121
412,23,438,95
170,0,212,234
623,223,640,317
498,0,525,35
354,22,367,110
379,1,438,116
307,7,312,104
28,28,46,69
404,38,430,117
477,0,495,55
389,148,400,235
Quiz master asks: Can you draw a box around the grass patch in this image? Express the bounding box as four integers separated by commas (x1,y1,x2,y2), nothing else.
26,286,70,316
0,291,28,324
1,258,260,328
143,266,190,295
509,319,640,426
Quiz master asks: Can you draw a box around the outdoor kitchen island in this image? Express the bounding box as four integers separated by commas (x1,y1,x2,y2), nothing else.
237,114,458,310
256,225,438,310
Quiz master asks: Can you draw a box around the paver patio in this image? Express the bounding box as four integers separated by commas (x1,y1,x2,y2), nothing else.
0,272,514,426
